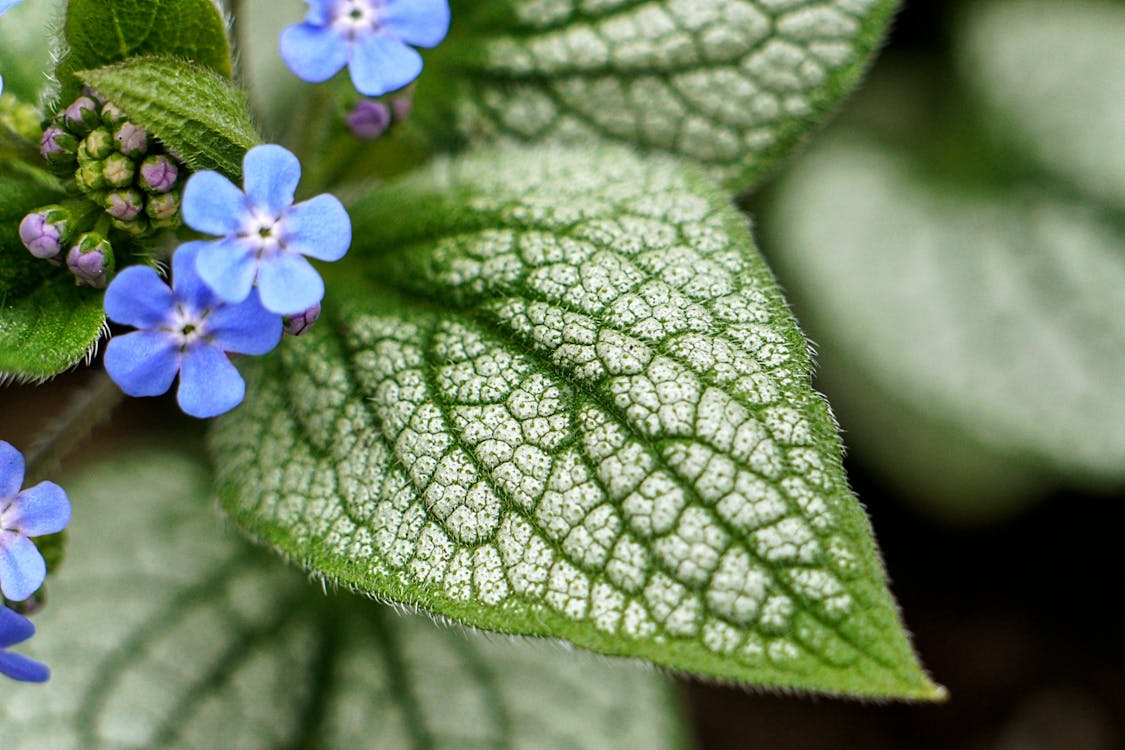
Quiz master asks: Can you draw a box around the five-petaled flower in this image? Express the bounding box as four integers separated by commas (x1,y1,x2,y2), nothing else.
280,0,450,97
0,607,49,683
181,144,351,316
104,243,283,418
0,441,70,603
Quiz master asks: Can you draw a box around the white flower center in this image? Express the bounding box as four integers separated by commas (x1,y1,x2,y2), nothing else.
333,0,381,37
165,305,210,349
241,211,284,257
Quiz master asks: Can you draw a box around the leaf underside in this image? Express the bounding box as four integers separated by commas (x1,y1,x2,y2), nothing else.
0,447,688,750
429,0,899,193
211,144,940,699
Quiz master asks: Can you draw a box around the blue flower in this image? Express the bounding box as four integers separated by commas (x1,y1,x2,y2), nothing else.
181,144,351,316
0,607,49,683
280,0,450,97
104,244,283,418
0,0,24,98
0,441,70,603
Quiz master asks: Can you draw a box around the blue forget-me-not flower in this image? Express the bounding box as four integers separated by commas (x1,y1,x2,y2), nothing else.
104,243,283,418
0,607,49,683
181,144,351,316
0,0,24,97
280,0,450,97
0,441,70,604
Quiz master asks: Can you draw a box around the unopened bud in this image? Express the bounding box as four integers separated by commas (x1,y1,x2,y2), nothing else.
145,188,182,225
76,159,108,192
104,188,145,221
100,101,127,128
114,122,148,158
62,96,101,134
283,303,321,336
79,128,114,162
346,100,391,140
112,214,150,236
103,152,136,188
391,96,413,123
67,233,114,288
19,206,70,260
40,126,78,166
138,155,179,193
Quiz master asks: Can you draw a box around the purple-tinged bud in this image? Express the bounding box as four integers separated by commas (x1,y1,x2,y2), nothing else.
76,159,108,192
19,206,69,260
100,101,127,128
145,189,182,224
82,87,107,107
114,122,148,158
66,233,114,288
391,96,413,123
138,155,179,193
283,303,321,336
80,128,114,161
63,96,101,134
346,100,391,140
103,152,136,188
40,126,78,166
104,188,145,221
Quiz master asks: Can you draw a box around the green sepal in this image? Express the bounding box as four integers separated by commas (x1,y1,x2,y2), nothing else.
79,57,260,179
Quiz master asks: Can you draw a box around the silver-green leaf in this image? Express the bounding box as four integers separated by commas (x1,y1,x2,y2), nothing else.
0,446,688,749
211,145,940,699
423,0,898,193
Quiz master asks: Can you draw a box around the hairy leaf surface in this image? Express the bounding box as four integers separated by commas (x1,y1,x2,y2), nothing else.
426,0,898,192
0,169,105,381
769,137,1125,483
0,447,687,749
80,58,260,178
56,0,231,101
211,145,939,698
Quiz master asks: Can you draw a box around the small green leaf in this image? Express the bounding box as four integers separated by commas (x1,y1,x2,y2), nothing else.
212,145,940,699
422,0,898,193
0,446,688,749
56,0,232,102
768,136,1125,486
0,168,105,381
79,58,260,178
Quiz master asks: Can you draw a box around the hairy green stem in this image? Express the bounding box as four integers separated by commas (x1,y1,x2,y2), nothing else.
24,370,124,483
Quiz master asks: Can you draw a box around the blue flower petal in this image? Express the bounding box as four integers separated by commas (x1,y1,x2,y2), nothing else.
257,253,325,315
0,441,24,500
177,344,245,418
282,194,351,261
381,0,450,48
104,266,175,329
0,1,22,15
182,171,250,237
208,290,284,356
0,651,50,683
7,482,70,538
0,534,46,602
0,607,34,649
105,331,181,398
172,242,222,309
243,145,301,218
193,237,258,304
280,22,349,83
348,32,423,97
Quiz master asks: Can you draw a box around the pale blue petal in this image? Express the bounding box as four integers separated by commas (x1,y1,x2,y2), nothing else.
0,535,46,601
208,290,283,356
381,0,450,48
7,483,70,538
282,194,351,261
177,344,245,418
280,23,349,83
257,254,324,315
105,331,181,398
0,441,24,500
181,171,249,236
348,32,423,97
0,1,21,15
243,145,301,217
0,606,34,649
172,242,222,308
104,266,174,329
0,651,50,683
194,238,258,304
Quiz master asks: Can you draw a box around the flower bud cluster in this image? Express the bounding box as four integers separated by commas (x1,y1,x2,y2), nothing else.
21,91,189,287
